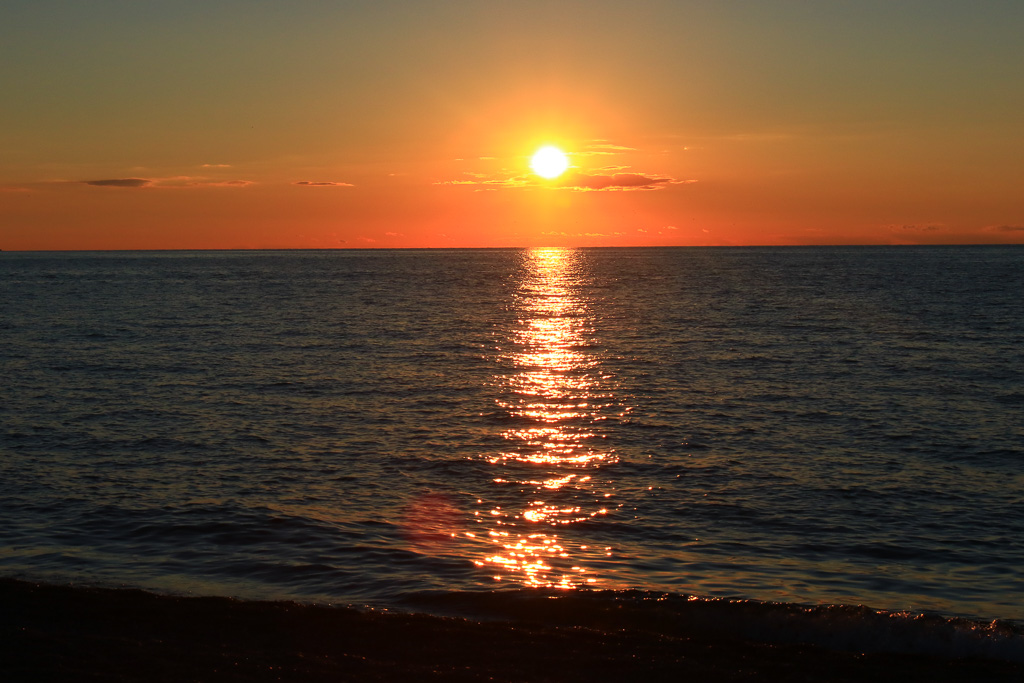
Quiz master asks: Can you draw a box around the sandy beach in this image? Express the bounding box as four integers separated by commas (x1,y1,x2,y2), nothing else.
2,578,1021,682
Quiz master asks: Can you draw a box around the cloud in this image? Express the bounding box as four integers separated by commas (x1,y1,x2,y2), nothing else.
437,164,695,191
579,142,636,156
541,230,625,238
79,177,252,189
197,179,252,187
891,224,945,232
991,225,1024,232
166,178,253,187
295,181,354,187
434,176,533,190
557,171,690,191
160,177,253,188
200,163,232,168
82,178,151,188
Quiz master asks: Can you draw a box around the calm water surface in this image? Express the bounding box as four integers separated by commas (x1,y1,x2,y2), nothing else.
1,246,1022,625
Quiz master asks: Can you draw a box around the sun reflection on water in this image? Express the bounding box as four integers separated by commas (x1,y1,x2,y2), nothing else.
475,247,622,589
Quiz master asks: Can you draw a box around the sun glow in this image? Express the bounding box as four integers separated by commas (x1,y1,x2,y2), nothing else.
530,146,569,179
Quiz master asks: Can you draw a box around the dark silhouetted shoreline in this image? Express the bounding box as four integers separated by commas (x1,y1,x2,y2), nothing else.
2,578,1021,682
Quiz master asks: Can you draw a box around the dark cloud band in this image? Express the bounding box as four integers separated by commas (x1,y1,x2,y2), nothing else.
82,178,151,188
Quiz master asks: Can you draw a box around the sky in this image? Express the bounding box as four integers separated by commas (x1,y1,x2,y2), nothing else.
2,0,1022,249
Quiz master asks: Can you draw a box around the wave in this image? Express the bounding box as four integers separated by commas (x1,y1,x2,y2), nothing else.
399,588,1024,663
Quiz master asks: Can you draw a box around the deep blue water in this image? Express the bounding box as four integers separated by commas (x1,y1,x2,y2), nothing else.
1,246,1023,656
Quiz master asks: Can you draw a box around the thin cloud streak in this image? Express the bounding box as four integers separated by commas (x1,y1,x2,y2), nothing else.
82,178,151,188
295,181,354,187
79,177,252,189
557,171,687,191
437,172,693,192
891,224,945,232
578,142,637,156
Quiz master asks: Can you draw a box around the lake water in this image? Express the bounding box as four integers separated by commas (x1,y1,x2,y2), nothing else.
2,246,1022,657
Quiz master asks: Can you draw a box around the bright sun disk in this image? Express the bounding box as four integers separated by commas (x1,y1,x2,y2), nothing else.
531,146,569,179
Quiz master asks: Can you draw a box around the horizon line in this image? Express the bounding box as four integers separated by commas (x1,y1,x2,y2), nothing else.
4,243,1024,253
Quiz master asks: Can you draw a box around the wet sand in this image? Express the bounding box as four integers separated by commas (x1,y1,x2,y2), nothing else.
2,578,1021,682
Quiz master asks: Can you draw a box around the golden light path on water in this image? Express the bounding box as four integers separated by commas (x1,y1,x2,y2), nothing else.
473,248,624,589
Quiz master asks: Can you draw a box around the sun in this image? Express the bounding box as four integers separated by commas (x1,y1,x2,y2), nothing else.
530,146,569,179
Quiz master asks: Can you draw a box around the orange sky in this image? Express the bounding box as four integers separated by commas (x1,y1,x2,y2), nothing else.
2,1,1022,250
